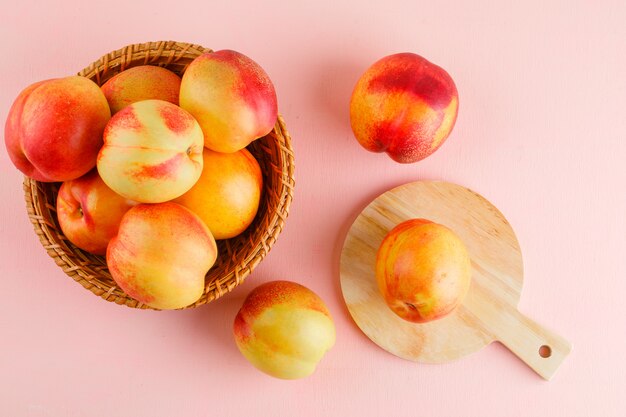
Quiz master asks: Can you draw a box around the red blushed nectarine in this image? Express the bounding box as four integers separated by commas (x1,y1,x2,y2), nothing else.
350,53,458,163
4,76,111,181
57,170,137,255
179,50,278,153
376,219,471,323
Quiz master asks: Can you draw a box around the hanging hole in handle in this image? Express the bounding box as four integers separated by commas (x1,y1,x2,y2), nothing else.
539,345,552,358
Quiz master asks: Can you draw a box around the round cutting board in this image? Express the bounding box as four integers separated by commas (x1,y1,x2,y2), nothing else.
340,181,571,380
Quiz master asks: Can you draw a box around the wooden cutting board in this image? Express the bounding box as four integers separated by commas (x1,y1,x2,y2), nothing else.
340,181,571,380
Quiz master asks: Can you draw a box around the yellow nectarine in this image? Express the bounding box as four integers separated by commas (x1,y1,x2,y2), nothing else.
233,281,335,379
175,148,262,239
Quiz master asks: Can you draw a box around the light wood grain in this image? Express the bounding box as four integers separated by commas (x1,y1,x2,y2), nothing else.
340,181,571,380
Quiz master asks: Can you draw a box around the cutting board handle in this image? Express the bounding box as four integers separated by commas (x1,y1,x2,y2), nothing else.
483,304,572,380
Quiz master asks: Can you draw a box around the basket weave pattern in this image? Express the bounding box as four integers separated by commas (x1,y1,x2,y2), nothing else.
23,41,295,309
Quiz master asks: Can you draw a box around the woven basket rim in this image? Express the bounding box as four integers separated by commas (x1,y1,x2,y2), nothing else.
22,40,295,310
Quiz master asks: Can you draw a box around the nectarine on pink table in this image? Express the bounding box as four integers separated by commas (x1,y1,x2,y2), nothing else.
107,202,217,310
350,53,458,163
376,218,471,323
4,76,111,181
56,170,137,255
97,99,204,203
175,148,262,239
180,50,277,153
101,65,181,114
234,281,336,379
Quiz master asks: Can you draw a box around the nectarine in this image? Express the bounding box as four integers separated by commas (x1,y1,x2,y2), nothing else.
376,219,471,323
5,76,110,181
350,53,458,163
234,281,336,379
101,65,181,114
179,50,277,153
107,202,217,310
97,99,204,203
57,170,137,255
175,148,262,239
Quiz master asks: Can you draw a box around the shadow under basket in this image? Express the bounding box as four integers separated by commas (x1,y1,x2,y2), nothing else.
23,41,295,309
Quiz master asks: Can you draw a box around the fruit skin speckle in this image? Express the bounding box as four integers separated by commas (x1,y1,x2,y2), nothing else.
158,101,194,134
131,153,184,181
235,281,333,327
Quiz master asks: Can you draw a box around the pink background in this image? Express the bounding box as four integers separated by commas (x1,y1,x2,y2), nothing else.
1,1,625,416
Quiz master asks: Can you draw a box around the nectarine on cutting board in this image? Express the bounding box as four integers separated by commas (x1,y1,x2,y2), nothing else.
340,181,571,380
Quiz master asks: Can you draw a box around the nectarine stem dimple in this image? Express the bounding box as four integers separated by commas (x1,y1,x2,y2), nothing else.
405,302,417,311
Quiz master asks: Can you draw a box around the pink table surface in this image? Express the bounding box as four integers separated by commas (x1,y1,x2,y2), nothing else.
1,1,625,416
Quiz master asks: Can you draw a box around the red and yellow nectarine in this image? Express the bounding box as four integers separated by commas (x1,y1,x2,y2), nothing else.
376,219,471,323
180,50,278,153
350,53,458,163
234,281,336,379
97,99,204,203
5,76,110,181
107,202,217,310
56,170,137,255
101,65,181,114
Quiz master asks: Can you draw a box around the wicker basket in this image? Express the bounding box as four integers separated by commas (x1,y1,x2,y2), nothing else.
23,41,295,309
